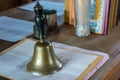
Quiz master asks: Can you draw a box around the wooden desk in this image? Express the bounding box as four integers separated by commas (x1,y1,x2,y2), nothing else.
0,1,120,80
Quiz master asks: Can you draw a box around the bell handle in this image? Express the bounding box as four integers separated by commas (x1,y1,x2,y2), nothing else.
34,2,47,40
35,16,46,40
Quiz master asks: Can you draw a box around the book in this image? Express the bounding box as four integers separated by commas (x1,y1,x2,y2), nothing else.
116,0,120,25
118,0,120,21
0,38,109,80
102,0,110,34
108,0,116,27
86,0,106,34
94,0,101,20
113,0,119,27
69,0,74,25
64,0,70,23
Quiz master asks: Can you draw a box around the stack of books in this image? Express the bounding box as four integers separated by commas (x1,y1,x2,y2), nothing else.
64,0,119,34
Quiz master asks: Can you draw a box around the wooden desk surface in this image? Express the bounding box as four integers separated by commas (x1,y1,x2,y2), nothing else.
0,1,120,80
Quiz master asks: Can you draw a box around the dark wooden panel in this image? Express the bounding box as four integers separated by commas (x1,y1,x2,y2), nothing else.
0,0,19,11
0,0,35,11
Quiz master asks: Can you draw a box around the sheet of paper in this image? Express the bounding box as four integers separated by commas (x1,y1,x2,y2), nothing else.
0,39,105,80
19,1,64,16
52,42,109,80
0,16,34,42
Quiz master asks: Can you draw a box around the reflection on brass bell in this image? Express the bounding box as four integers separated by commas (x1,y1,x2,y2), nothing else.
27,2,63,75
27,40,63,75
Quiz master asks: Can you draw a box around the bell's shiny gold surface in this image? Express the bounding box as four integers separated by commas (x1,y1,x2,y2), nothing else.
27,40,63,75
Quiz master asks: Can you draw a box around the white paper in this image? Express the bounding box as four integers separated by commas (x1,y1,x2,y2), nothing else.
19,1,64,16
0,16,34,42
0,39,103,80
53,42,109,80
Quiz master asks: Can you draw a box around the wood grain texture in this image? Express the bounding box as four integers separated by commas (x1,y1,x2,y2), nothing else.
0,0,19,11
0,0,120,79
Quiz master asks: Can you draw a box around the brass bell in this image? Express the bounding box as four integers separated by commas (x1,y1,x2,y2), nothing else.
27,2,63,75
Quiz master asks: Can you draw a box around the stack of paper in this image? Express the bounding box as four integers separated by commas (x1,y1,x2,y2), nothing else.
19,1,64,16
0,39,109,80
0,16,34,42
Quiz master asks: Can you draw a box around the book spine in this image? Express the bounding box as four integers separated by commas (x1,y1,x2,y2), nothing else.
113,0,118,27
102,0,110,34
108,0,116,27
64,0,70,23
69,0,75,26
94,0,101,20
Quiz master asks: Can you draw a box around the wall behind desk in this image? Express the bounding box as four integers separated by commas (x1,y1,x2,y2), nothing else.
0,0,20,11
0,0,35,11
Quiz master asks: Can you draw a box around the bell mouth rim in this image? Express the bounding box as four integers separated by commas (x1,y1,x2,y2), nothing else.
26,65,63,75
